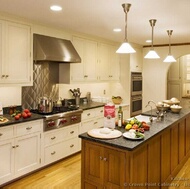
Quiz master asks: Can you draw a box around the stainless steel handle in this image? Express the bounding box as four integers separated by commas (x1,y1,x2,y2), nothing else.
0,133,3,136
51,136,56,140
26,127,32,130
51,151,56,155
70,144,74,148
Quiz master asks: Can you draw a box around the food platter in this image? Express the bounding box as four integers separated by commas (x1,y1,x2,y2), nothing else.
123,130,144,140
87,127,122,139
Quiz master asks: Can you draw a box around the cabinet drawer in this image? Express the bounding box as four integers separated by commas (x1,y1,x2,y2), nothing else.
15,120,42,136
66,124,79,140
64,138,79,157
95,107,104,117
44,141,65,165
44,128,67,147
82,109,95,120
0,126,14,141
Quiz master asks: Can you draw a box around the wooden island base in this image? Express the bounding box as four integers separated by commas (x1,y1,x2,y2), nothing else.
80,112,190,189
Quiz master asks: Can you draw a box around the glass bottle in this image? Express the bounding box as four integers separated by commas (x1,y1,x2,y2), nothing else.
118,106,123,127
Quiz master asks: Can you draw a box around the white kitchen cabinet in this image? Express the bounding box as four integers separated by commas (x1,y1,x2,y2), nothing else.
130,47,143,72
0,120,43,186
167,81,182,100
98,43,120,81
168,59,181,81
43,123,80,165
0,20,32,85
71,36,98,82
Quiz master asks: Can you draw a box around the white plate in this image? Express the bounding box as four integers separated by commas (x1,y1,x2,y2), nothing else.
87,128,122,139
123,131,144,140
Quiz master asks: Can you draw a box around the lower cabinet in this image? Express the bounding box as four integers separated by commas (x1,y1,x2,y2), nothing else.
43,123,80,165
82,141,126,189
0,120,43,186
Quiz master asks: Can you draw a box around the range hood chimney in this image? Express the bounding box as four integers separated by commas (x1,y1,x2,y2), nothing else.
33,34,81,63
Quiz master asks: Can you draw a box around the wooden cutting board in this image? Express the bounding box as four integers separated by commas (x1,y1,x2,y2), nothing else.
87,128,122,139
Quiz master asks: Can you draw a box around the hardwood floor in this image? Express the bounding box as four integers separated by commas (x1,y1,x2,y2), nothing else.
2,153,81,189
2,153,190,189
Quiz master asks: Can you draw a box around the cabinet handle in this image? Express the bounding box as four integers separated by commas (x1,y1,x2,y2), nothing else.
70,144,74,148
84,75,88,78
26,127,32,130
0,133,3,136
100,110,103,113
87,113,91,116
70,131,74,134
94,122,98,124
5,75,9,78
103,157,107,161
51,151,56,155
51,136,56,140
15,145,19,148
100,156,103,160
1,75,5,78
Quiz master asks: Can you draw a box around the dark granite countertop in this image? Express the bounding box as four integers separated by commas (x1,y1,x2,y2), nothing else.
79,102,105,110
79,108,190,151
0,113,43,128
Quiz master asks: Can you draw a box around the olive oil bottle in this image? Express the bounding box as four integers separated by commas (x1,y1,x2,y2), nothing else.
118,106,123,127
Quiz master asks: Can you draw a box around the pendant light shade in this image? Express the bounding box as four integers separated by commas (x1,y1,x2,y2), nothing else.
163,30,176,63
116,3,136,54
144,19,160,59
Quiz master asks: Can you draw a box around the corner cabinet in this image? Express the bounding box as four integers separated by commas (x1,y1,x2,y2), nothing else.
98,43,120,81
70,36,98,82
0,20,32,85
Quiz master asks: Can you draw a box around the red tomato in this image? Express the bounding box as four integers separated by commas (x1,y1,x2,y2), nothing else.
24,109,30,114
27,112,32,117
22,112,28,119
17,113,22,118
15,115,20,120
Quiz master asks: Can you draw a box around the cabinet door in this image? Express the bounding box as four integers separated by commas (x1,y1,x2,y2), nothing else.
71,37,85,81
0,20,5,80
109,45,120,81
179,119,185,163
14,133,41,177
161,128,171,183
104,148,126,189
4,22,31,84
84,142,104,185
0,139,14,185
130,47,142,72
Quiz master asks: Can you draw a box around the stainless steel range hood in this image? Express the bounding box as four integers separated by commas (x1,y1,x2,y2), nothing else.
33,34,81,63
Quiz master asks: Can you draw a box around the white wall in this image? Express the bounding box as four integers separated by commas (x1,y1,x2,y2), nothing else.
143,45,190,111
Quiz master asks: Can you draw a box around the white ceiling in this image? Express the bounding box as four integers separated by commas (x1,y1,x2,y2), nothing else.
0,0,190,46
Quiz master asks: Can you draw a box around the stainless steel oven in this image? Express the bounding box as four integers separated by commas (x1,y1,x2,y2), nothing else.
131,95,142,117
131,72,142,96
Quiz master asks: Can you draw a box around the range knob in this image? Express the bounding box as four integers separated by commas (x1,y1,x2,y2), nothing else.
47,121,55,127
71,116,77,122
59,119,67,125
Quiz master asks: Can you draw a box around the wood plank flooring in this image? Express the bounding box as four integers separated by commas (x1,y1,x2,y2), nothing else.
2,153,190,189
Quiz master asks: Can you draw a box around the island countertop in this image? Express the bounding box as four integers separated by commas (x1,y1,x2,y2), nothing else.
79,108,190,151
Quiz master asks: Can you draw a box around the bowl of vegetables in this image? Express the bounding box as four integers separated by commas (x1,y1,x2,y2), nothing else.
112,96,122,104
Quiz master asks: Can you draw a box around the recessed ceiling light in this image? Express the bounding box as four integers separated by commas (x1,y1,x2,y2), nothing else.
113,28,122,32
50,5,62,11
146,40,152,43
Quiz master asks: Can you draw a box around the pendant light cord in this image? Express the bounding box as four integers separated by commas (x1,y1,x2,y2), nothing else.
149,19,157,50
167,30,173,55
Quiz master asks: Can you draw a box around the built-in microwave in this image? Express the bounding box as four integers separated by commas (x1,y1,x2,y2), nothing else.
131,72,142,96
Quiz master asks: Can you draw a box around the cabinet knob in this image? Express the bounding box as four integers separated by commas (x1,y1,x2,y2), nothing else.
100,156,103,160
51,136,56,140
5,75,9,78
51,151,56,155
1,75,5,78
70,144,74,148
26,127,32,130
103,157,107,161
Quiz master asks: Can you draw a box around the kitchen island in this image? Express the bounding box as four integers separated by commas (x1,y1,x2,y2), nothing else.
79,108,190,189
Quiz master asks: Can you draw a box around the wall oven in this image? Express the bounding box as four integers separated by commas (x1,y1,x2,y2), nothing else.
131,95,142,117
131,72,142,96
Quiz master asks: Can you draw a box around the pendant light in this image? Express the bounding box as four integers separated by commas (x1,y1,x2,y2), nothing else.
144,19,160,59
116,3,136,54
163,30,176,63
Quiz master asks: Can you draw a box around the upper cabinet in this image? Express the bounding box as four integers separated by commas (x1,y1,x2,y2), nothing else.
98,43,120,81
168,59,181,81
70,36,98,82
0,20,32,85
130,47,143,72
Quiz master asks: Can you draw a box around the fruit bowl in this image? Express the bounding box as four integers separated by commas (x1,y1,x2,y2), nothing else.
170,105,182,113
112,96,122,104
156,102,170,111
